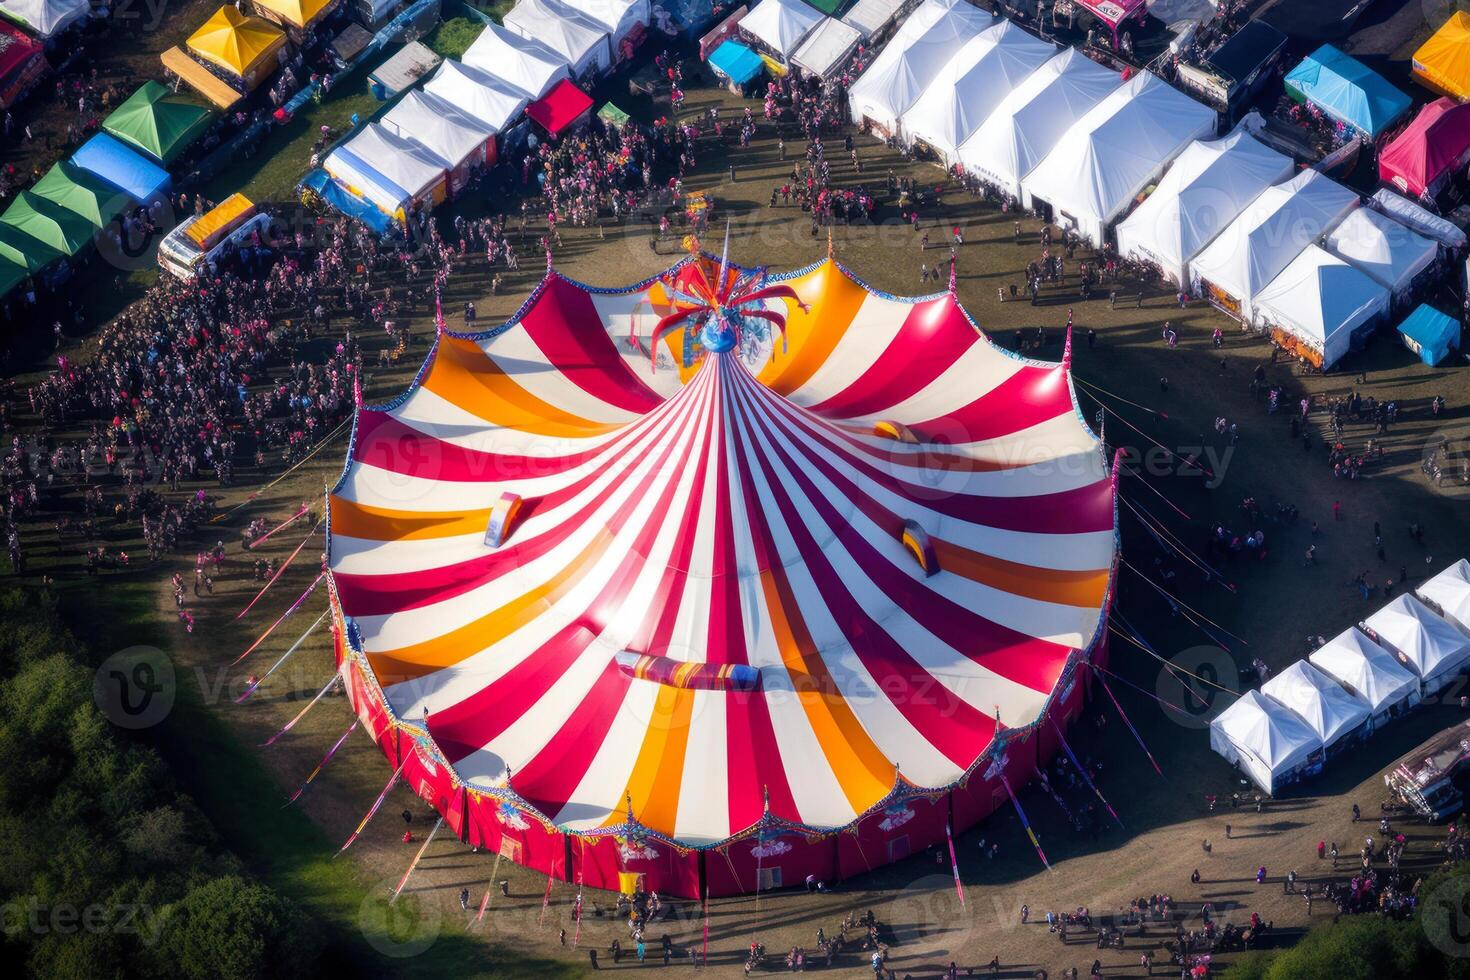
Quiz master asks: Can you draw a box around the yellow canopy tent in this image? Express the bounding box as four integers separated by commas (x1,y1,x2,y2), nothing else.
186,6,287,83
185,194,256,250
251,0,340,32
1413,10,1470,100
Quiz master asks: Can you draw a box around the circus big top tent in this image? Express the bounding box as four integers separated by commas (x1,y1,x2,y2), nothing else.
324,250,1117,896
1021,71,1217,247
846,0,992,136
1114,126,1293,287
957,48,1120,202
899,20,1056,167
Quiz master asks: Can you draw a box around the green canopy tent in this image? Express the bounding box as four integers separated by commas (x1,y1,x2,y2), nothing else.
0,222,65,275
597,102,631,128
29,161,131,229
1,191,97,257
0,256,28,300
102,81,216,165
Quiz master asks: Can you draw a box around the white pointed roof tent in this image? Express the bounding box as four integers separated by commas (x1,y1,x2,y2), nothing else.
1252,245,1388,370
1324,206,1438,300
1021,71,1217,247
958,48,1120,201
1309,627,1421,725
791,15,862,79
0,0,89,38
324,123,447,221
1114,127,1293,286
899,21,1056,167
561,0,649,48
380,90,496,178
846,0,993,137
1209,689,1325,795
740,0,824,62
503,0,613,79
1363,594,1470,697
840,0,903,38
1189,169,1360,324
1262,660,1373,751
461,21,571,100
423,60,531,133
1419,559,1470,636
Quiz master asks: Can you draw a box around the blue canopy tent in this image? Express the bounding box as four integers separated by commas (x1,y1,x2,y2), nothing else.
299,169,397,237
71,133,172,203
708,40,764,90
1285,45,1411,138
1397,304,1459,366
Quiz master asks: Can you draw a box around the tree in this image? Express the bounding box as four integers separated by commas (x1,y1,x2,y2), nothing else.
159,876,320,980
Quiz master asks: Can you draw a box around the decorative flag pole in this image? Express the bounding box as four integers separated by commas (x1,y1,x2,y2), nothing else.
701,886,710,965
235,522,322,621
571,873,585,948
1096,667,1164,777
246,502,309,550
538,871,554,927
285,719,358,806
236,610,327,703
999,771,1051,871
262,673,342,747
336,753,409,854
234,572,323,666
391,816,443,904
475,850,504,925
1050,716,1124,828
945,817,966,908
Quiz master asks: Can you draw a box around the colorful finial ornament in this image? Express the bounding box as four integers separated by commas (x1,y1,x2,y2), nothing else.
827,227,834,260
352,372,362,408
545,246,554,272
948,257,957,295
1062,322,1073,371
646,235,809,367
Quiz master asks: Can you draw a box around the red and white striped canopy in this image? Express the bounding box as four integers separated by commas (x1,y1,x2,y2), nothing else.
327,256,1116,846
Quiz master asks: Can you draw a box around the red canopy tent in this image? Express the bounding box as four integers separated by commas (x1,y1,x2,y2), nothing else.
1074,0,1148,44
0,20,48,110
525,78,595,137
1379,97,1470,201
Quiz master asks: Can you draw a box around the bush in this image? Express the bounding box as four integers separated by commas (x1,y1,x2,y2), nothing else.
158,876,321,980
425,17,487,59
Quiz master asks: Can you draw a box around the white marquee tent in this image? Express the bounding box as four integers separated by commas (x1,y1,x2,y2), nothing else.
1252,245,1389,369
324,124,448,221
740,0,824,62
1419,559,1470,636
1262,660,1373,752
380,91,496,191
1210,689,1324,795
1114,127,1293,286
791,15,862,79
899,21,1055,167
846,0,992,136
1324,206,1438,301
840,0,903,38
1021,72,1217,246
957,48,1119,201
1363,594,1470,697
561,0,649,49
462,21,571,100
1309,627,1421,726
503,0,613,78
423,60,531,134
1189,169,1359,324
0,0,88,38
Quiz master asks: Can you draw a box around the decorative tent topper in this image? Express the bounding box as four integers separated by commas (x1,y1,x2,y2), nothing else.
614,650,762,692
484,492,524,548
900,519,939,577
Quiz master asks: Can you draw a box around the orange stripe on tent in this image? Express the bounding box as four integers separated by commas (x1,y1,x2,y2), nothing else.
759,260,867,395
616,686,697,835
365,527,616,680
331,498,489,541
757,564,893,815
933,539,1110,608
427,336,623,438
